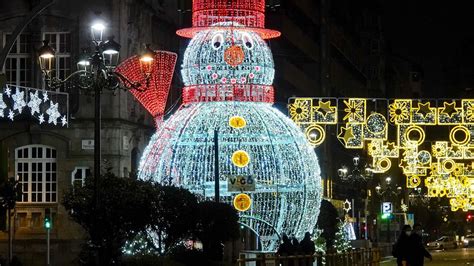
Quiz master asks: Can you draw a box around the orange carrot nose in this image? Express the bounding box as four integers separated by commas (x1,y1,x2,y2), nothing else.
224,45,245,67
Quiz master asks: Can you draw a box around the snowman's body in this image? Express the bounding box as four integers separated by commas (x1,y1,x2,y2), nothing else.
138,23,322,251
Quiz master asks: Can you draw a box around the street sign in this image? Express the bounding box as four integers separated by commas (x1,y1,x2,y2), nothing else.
227,175,255,192
382,202,393,214
407,213,414,227
81,139,94,150
233,193,252,212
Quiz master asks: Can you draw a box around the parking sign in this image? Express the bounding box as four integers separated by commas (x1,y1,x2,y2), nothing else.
382,202,393,214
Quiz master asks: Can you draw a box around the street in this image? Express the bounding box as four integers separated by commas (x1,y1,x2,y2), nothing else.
381,248,474,265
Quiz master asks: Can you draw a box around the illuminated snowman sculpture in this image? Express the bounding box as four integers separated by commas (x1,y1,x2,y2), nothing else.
138,0,322,251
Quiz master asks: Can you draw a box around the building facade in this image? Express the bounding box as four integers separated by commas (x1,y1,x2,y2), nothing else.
0,0,181,264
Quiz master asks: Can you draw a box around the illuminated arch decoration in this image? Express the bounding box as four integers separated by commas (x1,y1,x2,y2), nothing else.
289,97,474,211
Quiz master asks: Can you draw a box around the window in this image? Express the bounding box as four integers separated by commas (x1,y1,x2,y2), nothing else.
3,33,32,87
72,167,90,187
15,145,57,203
43,32,71,91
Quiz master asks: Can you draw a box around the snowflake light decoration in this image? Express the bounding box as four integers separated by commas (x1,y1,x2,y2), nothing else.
8,109,14,121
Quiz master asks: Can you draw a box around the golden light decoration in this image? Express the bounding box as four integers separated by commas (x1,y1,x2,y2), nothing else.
389,100,411,124
372,157,391,173
233,193,252,212
289,99,310,122
438,101,462,124
314,100,336,118
403,125,425,146
414,102,434,119
441,159,456,174
337,126,355,145
462,100,474,123
229,116,247,129
432,141,448,158
449,125,470,145
343,99,365,123
305,125,326,146
367,140,382,156
231,150,250,168
287,97,474,210
365,112,388,140
407,175,421,188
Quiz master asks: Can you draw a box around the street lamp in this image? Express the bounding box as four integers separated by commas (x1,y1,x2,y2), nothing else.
37,21,153,263
408,187,429,205
38,40,55,75
374,176,402,200
338,155,373,182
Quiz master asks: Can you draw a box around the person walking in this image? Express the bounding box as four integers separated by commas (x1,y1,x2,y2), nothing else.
407,223,432,266
277,234,293,256
277,234,294,266
299,232,316,266
392,225,412,266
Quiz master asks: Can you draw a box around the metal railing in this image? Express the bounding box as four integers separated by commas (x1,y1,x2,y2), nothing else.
237,248,381,266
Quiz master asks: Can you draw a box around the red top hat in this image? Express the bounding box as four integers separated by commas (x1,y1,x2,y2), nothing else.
177,0,281,39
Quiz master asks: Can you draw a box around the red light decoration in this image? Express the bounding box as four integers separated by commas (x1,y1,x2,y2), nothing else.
176,0,281,39
116,51,177,123
182,84,274,104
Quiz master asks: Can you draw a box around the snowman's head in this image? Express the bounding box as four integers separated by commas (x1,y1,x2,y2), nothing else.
181,22,275,88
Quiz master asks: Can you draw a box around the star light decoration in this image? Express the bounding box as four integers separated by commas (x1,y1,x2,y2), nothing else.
1,84,69,126
12,89,26,113
343,199,352,213
27,90,42,115
288,97,474,211
0,95,6,117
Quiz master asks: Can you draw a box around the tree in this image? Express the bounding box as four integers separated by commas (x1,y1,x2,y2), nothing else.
63,172,154,265
0,177,22,264
316,199,339,248
148,184,199,255
334,221,351,253
194,202,240,261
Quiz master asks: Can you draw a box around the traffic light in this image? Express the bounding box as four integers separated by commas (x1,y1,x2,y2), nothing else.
381,213,392,220
467,213,473,222
44,208,52,229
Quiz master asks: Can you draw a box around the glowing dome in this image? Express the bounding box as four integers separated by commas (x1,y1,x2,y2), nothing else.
138,102,322,250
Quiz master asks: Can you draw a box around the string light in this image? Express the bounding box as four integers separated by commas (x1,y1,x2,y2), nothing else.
115,51,177,122
1,84,68,126
289,97,474,210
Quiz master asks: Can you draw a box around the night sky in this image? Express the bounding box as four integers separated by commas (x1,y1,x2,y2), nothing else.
381,0,474,97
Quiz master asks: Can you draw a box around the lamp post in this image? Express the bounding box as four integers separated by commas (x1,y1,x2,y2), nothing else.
338,155,373,238
375,177,402,243
38,21,152,264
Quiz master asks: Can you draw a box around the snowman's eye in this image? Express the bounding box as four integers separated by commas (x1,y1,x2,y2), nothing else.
211,34,224,50
242,32,254,50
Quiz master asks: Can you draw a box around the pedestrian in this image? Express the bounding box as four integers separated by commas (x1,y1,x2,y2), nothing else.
407,223,432,266
392,225,412,266
277,233,293,256
277,234,294,266
299,232,316,266
291,236,300,254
